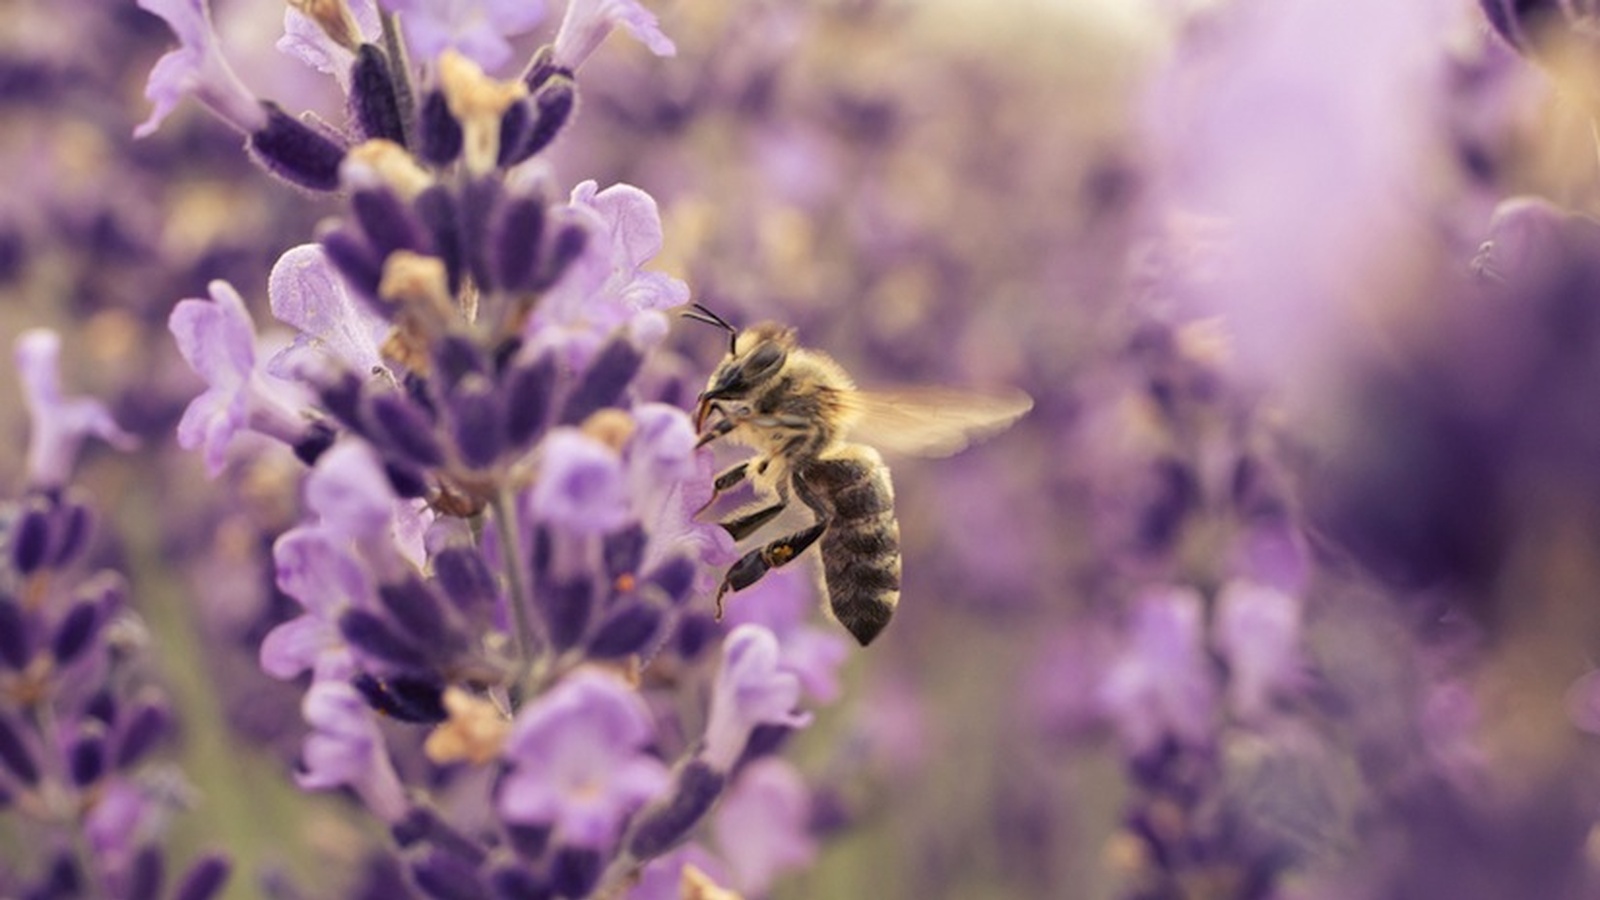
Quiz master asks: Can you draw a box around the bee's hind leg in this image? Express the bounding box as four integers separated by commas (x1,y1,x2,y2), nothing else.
714,520,827,619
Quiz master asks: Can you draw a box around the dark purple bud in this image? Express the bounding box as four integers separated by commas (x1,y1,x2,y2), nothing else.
504,355,556,449
353,855,412,900
603,526,647,580
460,178,501,291
504,77,576,166
532,222,587,290
47,501,92,568
317,370,369,431
340,609,429,669
40,854,81,898
378,578,459,653
530,525,553,581
248,102,346,192
489,865,550,900
520,45,566,91
293,420,338,467
0,715,39,785
450,376,504,470
320,227,386,303
626,760,725,859
51,600,100,666
558,337,642,425
392,808,488,864
11,503,50,574
543,578,593,650
808,786,854,837
352,188,427,258
586,602,661,659
1478,0,1526,48
738,723,793,768
411,849,489,900
351,43,406,143
0,595,31,669
418,89,463,167
496,100,531,168
83,689,117,726
492,336,524,373
505,823,550,860
492,194,545,292
416,185,464,295
644,556,696,607
68,731,105,786
353,672,447,723
674,613,719,660
433,334,488,393
432,547,497,614
126,845,164,900
115,700,171,768
548,847,600,900
384,460,430,499
367,392,446,468
172,854,231,900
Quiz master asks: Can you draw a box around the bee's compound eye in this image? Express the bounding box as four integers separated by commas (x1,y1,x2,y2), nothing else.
743,342,786,378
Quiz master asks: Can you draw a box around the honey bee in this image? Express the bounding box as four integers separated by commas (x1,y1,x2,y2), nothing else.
683,304,1032,645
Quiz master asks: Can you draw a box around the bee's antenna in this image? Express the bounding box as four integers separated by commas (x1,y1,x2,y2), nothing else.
681,303,738,354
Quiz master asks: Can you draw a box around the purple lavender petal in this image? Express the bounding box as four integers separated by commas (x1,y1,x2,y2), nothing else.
135,0,267,136
383,0,547,72
15,330,136,489
298,679,408,822
702,625,812,772
530,429,632,535
268,244,389,379
498,670,669,849
277,0,380,90
1213,580,1304,721
551,0,676,71
1097,586,1218,756
709,758,816,896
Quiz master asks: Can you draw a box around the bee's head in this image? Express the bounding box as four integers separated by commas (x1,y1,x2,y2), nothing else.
683,305,795,432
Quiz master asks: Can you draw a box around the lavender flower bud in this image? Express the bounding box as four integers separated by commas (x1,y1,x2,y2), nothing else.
320,227,385,302
587,602,662,659
352,188,428,259
549,846,601,899
504,355,556,448
418,89,464,166
558,337,643,425
674,614,719,660
353,672,448,723
493,193,546,292
503,76,576,166
0,595,31,669
11,502,50,575
644,556,696,606
366,392,446,469
248,103,346,192
115,700,172,768
392,807,488,864
0,714,39,785
351,44,406,144
497,100,532,168
47,500,91,568
433,334,488,393
411,848,489,900
83,689,116,726
626,760,726,860
543,578,594,650
460,178,501,291
603,525,647,580
127,845,164,900
450,375,505,469
416,186,465,294
172,854,231,900
68,730,105,786
40,854,81,897
293,420,338,467
432,547,497,614
50,599,100,666
533,222,587,290
384,460,430,499
506,823,551,859
340,608,430,669
489,865,550,900
378,577,463,655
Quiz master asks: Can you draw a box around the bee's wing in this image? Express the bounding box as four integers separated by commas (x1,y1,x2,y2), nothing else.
840,385,1033,458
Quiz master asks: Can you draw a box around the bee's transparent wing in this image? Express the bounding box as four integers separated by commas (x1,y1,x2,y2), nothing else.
840,386,1033,458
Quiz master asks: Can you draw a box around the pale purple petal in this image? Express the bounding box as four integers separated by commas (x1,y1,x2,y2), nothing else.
703,625,812,771
268,244,388,378
277,0,380,89
305,442,400,540
627,846,730,900
552,0,675,71
273,527,374,616
15,330,136,489
298,679,407,821
710,759,816,896
721,568,848,703
259,614,337,680
530,429,632,535
1097,586,1218,755
135,0,266,136
383,0,547,71
1213,580,1303,721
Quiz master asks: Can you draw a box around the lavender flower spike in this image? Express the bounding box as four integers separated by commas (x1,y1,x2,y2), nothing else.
384,0,549,73
498,670,670,850
169,281,316,476
15,330,137,490
135,0,267,137
551,0,676,72
702,625,812,772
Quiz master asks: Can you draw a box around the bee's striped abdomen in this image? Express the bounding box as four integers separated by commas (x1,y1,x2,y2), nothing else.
796,446,901,646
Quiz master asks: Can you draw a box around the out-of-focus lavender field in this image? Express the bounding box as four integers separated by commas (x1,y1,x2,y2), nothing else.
6,0,1600,898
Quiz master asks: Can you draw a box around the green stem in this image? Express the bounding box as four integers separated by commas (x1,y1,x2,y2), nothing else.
491,489,546,699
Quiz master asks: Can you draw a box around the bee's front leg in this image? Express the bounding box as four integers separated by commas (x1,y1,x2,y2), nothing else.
714,520,827,619
694,461,752,517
